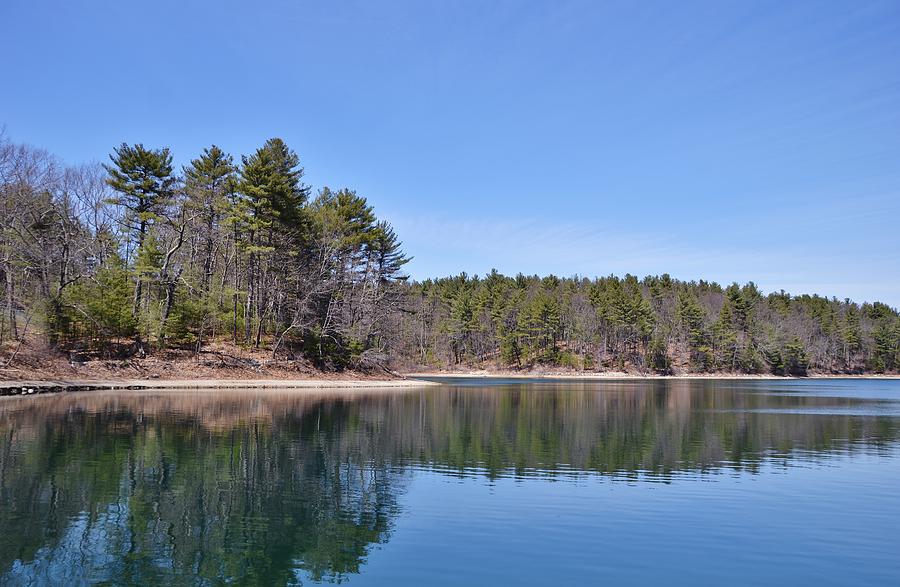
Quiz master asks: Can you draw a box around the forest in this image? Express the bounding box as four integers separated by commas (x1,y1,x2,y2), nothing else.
1,133,898,376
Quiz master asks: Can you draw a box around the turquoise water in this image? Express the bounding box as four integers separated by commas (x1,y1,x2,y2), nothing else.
1,379,899,585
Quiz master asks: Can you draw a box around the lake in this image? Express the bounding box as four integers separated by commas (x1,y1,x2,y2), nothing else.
1,378,899,585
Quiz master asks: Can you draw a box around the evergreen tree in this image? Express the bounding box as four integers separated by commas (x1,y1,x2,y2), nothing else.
841,304,862,371
371,221,410,282
677,291,711,370
782,337,810,376
647,335,672,374
104,143,176,318
872,319,899,372
519,292,561,362
714,300,739,370
237,138,309,346
238,138,309,242
183,145,235,294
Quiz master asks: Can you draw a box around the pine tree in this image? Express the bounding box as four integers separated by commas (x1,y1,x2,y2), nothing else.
872,319,899,372
312,187,377,261
519,292,561,362
370,221,410,282
783,337,810,376
183,145,235,294
647,335,672,374
714,300,739,370
676,291,710,369
239,138,309,242
237,138,309,346
841,304,862,371
104,143,176,318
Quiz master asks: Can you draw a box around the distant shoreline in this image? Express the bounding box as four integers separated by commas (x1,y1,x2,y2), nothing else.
406,370,900,380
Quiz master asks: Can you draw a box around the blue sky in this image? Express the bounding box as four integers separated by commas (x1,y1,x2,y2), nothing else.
2,1,899,306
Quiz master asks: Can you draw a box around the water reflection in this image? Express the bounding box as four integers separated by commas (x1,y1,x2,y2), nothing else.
0,390,410,585
1,381,898,584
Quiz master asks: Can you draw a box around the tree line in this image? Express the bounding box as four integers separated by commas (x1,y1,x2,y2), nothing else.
0,133,408,370
1,133,898,374
390,271,900,374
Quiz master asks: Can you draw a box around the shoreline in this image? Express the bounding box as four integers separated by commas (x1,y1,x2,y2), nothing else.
0,377,439,397
3,371,898,397
405,371,900,380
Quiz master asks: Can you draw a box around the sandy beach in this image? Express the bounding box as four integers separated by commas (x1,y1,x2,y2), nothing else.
0,377,439,396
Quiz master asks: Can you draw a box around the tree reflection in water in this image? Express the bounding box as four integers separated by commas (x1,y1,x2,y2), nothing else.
1,382,898,584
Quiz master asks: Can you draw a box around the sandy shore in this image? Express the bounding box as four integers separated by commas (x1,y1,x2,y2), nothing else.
0,377,439,396
406,370,900,380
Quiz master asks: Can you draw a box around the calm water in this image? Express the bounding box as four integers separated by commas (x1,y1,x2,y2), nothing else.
1,379,899,586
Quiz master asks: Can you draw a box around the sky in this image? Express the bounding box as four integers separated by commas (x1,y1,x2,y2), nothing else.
2,0,899,306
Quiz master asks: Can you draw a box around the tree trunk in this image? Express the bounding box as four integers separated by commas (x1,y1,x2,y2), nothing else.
232,292,238,344
5,267,17,341
159,279,178,347
244,278,253,344
132,221,147,318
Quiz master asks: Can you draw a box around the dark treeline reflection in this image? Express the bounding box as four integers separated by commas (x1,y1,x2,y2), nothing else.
0,391,409,585
1,383,898,584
